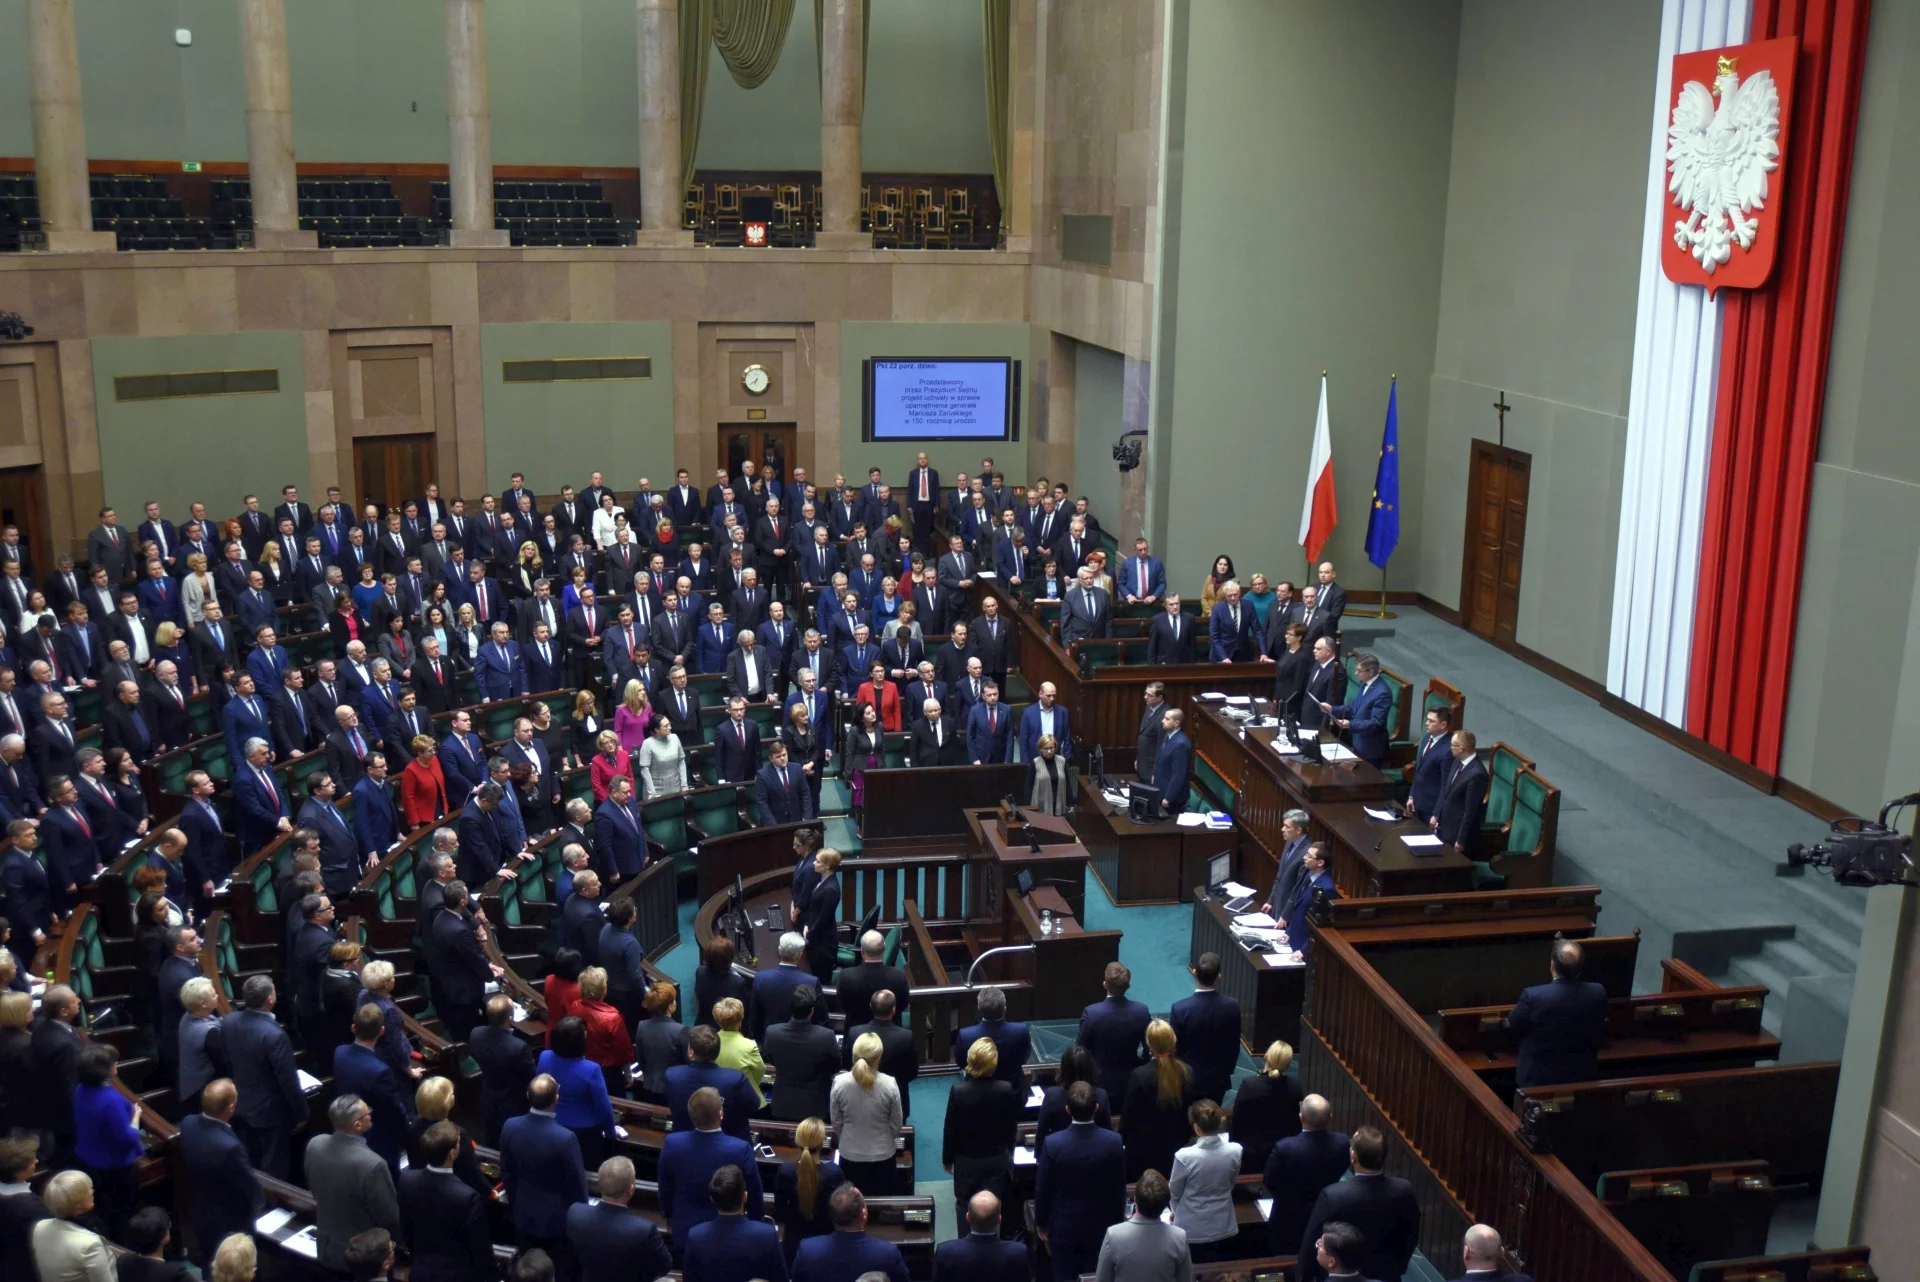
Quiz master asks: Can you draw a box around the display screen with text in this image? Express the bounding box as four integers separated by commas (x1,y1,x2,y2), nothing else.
867,359,1014,440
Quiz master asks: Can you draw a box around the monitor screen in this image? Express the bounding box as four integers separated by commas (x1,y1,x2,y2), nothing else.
1208,851,1231,886
864,358,1018,441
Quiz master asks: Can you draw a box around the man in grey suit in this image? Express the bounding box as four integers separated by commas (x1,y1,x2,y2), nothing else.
303,1094,401,1275
1260,814,1313,917
1094,1169,1192,1282
86,507,133,585
1060,567,1111,645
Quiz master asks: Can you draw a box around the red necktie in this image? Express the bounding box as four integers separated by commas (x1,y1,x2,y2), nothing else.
738,723,746,746
989,708,997,733
70,806,89,837
478,591,489,622
258,769,276,805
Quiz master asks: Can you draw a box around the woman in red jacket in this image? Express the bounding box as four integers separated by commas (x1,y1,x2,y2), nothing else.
576,965,636,1096
854,659,903,733
589,729,632,803
398,734,449,827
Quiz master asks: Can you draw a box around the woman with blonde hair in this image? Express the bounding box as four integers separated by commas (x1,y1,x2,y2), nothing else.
33,1170,114,1282
569,688,604,766
1029,734,1069,816
942,1036,1020,1236
832,1030,905,1195
176,553,215,625
1228,1039,1302,1174
574,966,636,1096
152,619,196,692
774,1115,847,1262
1120,1018,1197,1181
405,1074,492,1196
257,539,292,603
711,995,766,1105
614,679,654,753
354,960,418,1086
209,1233,256,1282
589,729,631,804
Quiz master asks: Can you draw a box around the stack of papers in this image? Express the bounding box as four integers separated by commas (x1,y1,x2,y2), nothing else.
254,1209,295,1236
1178,811,1233,829
281,1227,319,1259
1321,742,1357,762
1027,1086,1046,1107
1222,695,1253,706
1197,692,1228,701
1233,911,1278,929
509,1002,529,1025
1262,952,1304,967
1269,738,1301,757
1012,1145,1037,1166
296,1069,323,1094
1218,881,1256,899
1402,834,1444,849
1363,806,1401,822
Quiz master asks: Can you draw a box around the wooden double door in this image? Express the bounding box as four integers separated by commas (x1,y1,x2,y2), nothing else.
352,433,437,514
1461,441,1530,646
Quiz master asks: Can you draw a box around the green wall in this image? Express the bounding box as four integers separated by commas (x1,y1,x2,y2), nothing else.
1779,0,1920,816
479,322,674,496
1072,342,1124,530
1156,0,1459,588
839,321,1034,484
1418,0,1660,681
90,331,309,521
0,0,990,172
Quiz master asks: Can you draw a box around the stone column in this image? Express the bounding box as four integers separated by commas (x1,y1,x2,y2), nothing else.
445,0,509,247
636,0,691,245
816,0,867,249
238,0,316,249
25,0,114,252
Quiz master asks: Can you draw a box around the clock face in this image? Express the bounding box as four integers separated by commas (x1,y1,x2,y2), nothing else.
742,364,771,396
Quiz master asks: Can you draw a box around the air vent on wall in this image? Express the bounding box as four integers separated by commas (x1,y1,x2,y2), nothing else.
113,368,280,401
502,357,652,383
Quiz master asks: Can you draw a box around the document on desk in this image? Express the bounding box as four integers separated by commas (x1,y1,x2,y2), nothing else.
1013,1145,1037,1166
1027,1086,1045,1107
1233,911,1278,928
1220,881,1256,899
296,1069,323,1094
254,1209,295,1237
1268,738,1302,756
282,1227,319,1259
1321,742,1357,762
1363,806,1401,822
1401,834,1444,848
1262,952,1304,968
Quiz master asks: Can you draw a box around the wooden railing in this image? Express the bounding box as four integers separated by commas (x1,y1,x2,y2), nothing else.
1301,924,1672,1282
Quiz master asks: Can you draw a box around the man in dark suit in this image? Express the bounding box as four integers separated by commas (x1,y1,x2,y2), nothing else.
499,1075,589,1261
724,630,776,705
1153,708,1193,815
467,993,534,1147
1264,1093,1351,1258
1134,685,1169,785
665,1026,760,1142
1432,730,1490,853
1313,562,1348,632
218,675,272,771
593,776,647,881
843,987,917,1120
429,881,495,1043
1260,814,1313,917
1298,586,1338,652
301,776,361,899
1404,707,1455,821
558,870,605,964
681,1162,786,1282
792,1185,911,1282
222,976,307,1178
1505,940,1610,1088
969,597,1013,684
1451,1224,1533,1282
1296,1125,1421,1282
1170,952,1243,1103
397,1121,494,1282
1208,580,1262,662
86,507,133,585
154,924,202,1082
657,1085,761,1242
953,985,1030,1087
935,1190,1027,1282
101,679,157,763
270,668,320,758
232,740,292,856
1299,638,1346,732
752,741,815,826
274,487,315,541
1034,1083,1127,1281
712,698,762,784
965,682,1013,764
836,929,912,1027
565,1154,671,1282
410,638,459,714
324,705,372,791
334,1005,410,1170
1322,653,1393,767
747,935,825,1040
438,711,488,801
1077,961,1152,1099
176,1080,265,1270
908,698,967,766
761,984,839,1121
522,621,566,694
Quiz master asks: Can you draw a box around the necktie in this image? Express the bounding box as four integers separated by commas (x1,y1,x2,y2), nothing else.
587,607,597,633
1139,562,1148,595
1232,606,1240,633
779,767,788,792
169,686,182,708
478,590,489,622
988,707,997,733
210,624,221,651
69,805,89,837
738,722,746,746
540,643,550,666
431,659,441,682
258,769,277,805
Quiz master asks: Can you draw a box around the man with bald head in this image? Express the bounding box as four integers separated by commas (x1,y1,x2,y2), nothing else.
1503,940,1609,1088
1264,1093,1350,1258
1453,1223,1530,1282
176,1078,264,1271
934,1190,1028,1281
909,697,966,767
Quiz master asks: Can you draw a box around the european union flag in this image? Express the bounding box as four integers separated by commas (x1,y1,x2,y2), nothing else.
1364,380,1400,570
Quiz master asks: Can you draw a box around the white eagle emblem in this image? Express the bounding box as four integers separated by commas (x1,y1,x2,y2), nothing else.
1667,55,1782,273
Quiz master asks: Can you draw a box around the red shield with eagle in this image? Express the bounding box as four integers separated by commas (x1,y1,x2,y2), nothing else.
1661,36,1798,293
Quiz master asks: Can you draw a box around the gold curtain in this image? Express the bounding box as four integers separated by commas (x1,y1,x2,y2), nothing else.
982,0,1011,213
680,0,713,190
812,0,871,111
713,0,797,89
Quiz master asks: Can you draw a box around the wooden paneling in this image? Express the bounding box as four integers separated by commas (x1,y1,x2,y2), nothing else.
1462,442,1530,646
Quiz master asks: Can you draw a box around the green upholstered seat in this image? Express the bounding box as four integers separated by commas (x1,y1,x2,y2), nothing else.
687,786,741,840
188,697,217,738
642,795,690,856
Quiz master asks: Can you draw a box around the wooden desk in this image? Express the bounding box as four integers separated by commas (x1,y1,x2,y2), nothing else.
1072,776,1239,905
965,806,1090,930
992,887,1122,1019
695,820,814,907
1314,800,1478,898
860,762,1030,851
1190,890,1305,1050
1234,714,1393,804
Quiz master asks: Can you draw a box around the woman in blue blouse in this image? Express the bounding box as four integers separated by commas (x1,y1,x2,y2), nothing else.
73,1043,144,1239
535,1014,617,1169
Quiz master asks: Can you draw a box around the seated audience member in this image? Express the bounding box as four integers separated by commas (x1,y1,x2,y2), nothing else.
1093,1169,1190,1282
789,1183,909,1282
565,1156,671,1282
1295,1125,1421,1282
775,1115,848,1263
1169,1099,1242,1263
1229,1039,1304,1175
1503,940,1609,1088
682,1161,787,1282
932,1190,1028,1282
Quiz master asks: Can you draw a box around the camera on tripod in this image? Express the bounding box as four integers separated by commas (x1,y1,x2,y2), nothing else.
1779,795,1917,888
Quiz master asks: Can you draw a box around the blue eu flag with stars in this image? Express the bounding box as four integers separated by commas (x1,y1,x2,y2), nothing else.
1364,380,1400,570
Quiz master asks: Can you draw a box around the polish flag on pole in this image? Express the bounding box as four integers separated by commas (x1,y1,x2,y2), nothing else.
1298,373,1338,562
